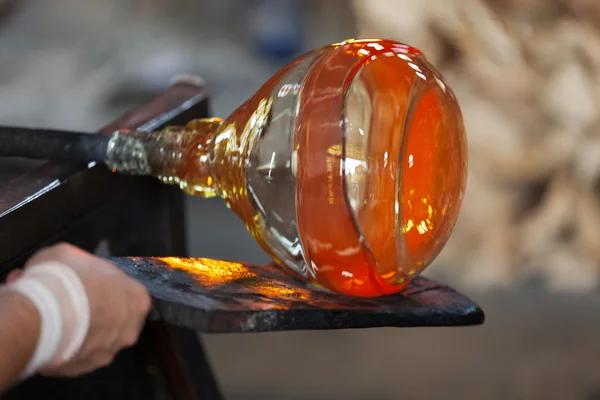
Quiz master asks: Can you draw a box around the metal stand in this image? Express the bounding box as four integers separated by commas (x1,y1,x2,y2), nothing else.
0,82,222,400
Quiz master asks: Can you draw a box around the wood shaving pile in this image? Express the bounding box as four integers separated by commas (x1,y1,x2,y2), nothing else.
351,0,600,292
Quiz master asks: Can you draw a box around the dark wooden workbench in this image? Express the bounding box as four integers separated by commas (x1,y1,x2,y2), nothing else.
0,81,222,400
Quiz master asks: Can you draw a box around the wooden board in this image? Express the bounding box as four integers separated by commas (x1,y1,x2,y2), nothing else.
114,256,485,333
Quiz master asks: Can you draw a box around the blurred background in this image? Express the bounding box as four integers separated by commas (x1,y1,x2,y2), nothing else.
2,0,600,399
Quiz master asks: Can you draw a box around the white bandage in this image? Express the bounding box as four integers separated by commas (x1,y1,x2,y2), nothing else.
6,261,90,378
8,278,62,378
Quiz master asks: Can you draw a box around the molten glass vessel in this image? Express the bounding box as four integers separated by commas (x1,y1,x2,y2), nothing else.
105,38,467,297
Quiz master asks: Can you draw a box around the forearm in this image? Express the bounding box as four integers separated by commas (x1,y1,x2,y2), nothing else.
0,288,40,393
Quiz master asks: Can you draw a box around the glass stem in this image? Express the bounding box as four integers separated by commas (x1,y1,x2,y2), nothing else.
104,118,223,196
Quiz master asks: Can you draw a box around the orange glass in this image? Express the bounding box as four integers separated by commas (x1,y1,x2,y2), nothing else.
105,38,467,297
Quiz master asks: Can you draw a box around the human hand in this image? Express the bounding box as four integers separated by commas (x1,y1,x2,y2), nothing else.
6,243,151,377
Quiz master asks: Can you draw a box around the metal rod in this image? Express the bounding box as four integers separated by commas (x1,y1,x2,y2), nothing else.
0,125,110,164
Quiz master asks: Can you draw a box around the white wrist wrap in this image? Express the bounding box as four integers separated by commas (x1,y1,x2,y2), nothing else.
9,278,62,378
6,261,90,378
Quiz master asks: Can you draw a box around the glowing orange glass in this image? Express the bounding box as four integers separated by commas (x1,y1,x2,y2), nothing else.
106,39,467,297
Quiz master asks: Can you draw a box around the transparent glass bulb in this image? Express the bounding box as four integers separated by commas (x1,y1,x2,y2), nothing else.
105,38,467,297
